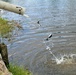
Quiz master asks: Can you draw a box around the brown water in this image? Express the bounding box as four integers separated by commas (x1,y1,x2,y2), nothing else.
2,0,76,75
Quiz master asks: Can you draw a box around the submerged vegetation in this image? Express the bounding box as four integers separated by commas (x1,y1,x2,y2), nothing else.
9,65,32,75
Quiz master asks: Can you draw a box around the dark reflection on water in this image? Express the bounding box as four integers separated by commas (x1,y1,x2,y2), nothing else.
2,0,76,75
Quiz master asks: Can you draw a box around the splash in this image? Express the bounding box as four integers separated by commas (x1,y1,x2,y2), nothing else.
44,34,76,65
45,46,66,64
43,34,60,64
46,45,76,65
53,54,76,64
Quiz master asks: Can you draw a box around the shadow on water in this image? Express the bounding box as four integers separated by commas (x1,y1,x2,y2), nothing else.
2,0,76,75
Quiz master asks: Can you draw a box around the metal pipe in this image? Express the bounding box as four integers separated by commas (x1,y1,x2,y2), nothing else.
0,1,25,15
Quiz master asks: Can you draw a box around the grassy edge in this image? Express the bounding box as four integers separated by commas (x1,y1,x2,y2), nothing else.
0,17,32,75
8,64,32,75
0,17,14,37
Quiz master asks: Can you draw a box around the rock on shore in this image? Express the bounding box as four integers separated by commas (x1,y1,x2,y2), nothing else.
0,54,12,75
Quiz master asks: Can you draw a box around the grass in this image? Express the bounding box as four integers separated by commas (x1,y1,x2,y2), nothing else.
0,17,14,37
8,65,32,75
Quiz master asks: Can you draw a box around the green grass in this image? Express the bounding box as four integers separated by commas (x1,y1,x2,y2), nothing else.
8,65,32,75
0,17,14,37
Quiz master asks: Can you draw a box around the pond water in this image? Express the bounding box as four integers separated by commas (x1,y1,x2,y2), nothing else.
2,0,76,75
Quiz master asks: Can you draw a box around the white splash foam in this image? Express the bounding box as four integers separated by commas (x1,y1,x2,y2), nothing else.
56,57,64,64
54,54,76,64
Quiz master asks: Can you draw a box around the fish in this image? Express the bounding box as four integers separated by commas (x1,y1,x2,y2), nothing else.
48,34,52,38
45,34,52,41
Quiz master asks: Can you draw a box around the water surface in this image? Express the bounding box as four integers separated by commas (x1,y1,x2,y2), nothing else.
2,0,76,75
